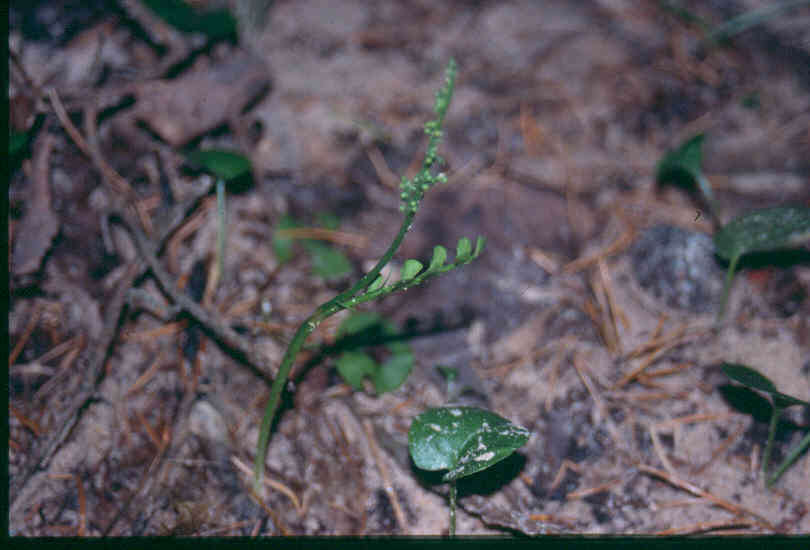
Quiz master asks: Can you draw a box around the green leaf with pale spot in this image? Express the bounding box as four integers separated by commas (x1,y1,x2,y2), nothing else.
714,206,810,261
714,206,810,321
409,407,530,482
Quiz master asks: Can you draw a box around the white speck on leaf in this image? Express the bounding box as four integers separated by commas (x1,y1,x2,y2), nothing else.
450,408,462,417
428,423,442,432
474,451,495,462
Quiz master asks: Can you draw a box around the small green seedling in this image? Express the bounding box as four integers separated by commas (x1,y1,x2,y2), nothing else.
713,206,810,321
722,363,810,487
656,133,717,221
334,312,413,394
409,406,529,535
186,148,253,293
253,60,487,489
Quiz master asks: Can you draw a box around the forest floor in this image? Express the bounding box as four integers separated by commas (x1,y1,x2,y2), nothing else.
9,0,810,536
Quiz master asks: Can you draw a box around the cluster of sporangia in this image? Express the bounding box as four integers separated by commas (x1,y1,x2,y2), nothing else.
399,60,456,213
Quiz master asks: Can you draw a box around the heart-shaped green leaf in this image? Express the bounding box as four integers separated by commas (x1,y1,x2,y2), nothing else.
186,149,252,181
722,363,809,409
401,259,424,281
409,407,530,482
714,206,810,262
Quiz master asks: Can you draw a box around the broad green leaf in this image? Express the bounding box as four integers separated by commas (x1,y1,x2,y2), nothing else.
656,133,714,204
401,259,424,281
142,0,236,40
714,206,810,262
272,215,298,263
409,407,530,482
336,351,377,390
456,238,472,262
304,241,352,279
714,206,810,321
373,349,414,394
9,130,29,157
186,149,252,181
722,363,809,409
429,246,448,271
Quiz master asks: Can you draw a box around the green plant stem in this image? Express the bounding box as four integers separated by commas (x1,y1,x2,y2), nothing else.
216,178,226,289
253,208,417,489
717,253,739,322
761,405,782,478
449,480,457,537
767,431,810,487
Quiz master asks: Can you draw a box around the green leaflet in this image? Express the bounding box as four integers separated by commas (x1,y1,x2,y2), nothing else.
401,259,424,281
428,246,448,272
186,149,252,181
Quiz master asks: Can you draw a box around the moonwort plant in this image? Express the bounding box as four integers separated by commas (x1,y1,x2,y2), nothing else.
253,60,487,487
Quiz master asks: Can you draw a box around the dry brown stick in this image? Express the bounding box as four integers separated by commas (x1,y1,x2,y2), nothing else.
10,261,141,507
364,419,408,534
47,88,134,197
127,217,272,379
637,464,774,530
